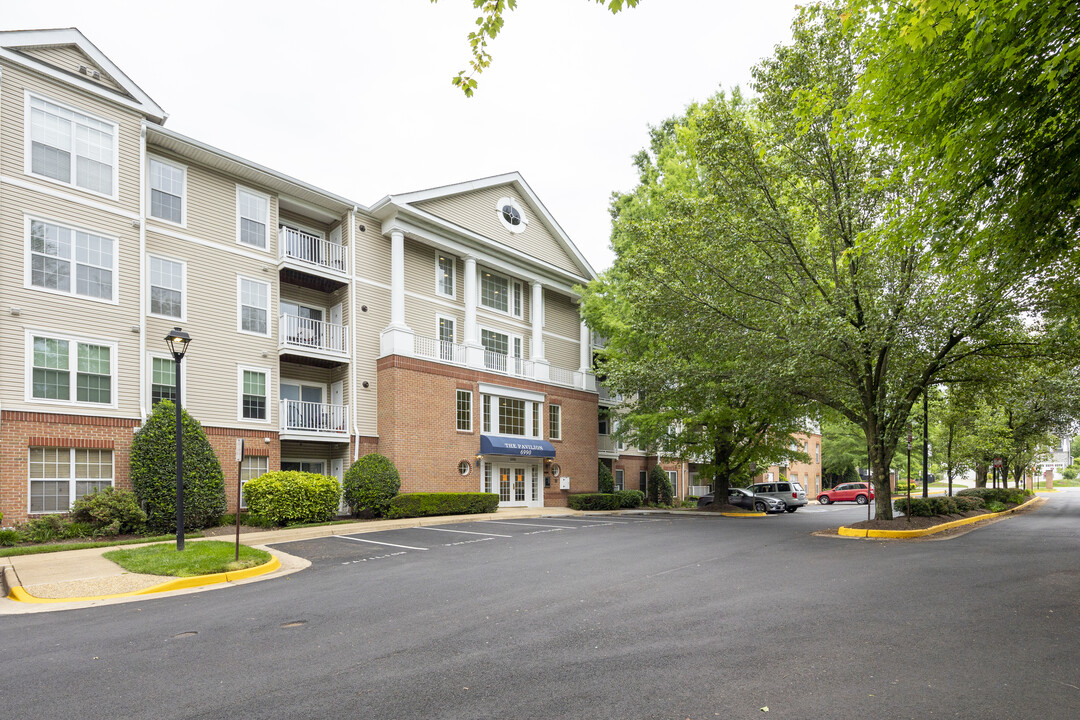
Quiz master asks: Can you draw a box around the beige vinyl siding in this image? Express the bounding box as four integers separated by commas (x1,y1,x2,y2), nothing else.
352,211,389,436
0,186,141,416
544,336,579,374
414,186,583,275
543,290,581,340
352,211,390,285
0,61,142,210
280,362,335,391
145,223,278,429
476,315,531,359
279,210,329,237
280,442,339,466
17,45,128,95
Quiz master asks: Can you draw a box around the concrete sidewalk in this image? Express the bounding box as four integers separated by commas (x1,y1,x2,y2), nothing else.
1,506,583,613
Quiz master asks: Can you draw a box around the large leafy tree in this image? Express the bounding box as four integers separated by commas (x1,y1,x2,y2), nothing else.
594,4,1039,519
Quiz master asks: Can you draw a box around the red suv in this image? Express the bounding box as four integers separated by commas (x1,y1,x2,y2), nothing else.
817,482,874,505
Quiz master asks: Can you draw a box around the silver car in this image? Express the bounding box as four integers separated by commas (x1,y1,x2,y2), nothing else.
746,480,808,512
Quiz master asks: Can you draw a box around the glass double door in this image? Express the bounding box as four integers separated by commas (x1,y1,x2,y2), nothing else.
486,461,542,508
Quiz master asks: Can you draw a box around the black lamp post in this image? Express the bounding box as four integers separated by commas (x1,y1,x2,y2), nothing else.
165,327,191,551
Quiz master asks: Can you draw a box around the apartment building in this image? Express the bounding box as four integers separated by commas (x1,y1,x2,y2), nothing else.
0,28,599,526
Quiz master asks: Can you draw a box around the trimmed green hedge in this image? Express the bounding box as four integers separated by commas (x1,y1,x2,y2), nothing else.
385,492,498,518
344,453,401,517
614,489,645,508
567,493,620,511
131,400,227,532
957,487,1031,505
242,471,341,525
895,493,1001,517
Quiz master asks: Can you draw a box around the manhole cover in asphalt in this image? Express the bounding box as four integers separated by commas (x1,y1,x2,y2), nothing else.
280,620,307,628
172,632,198,639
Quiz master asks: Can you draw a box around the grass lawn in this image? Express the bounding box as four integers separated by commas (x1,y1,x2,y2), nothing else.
0,533,202,558
104,540,271,577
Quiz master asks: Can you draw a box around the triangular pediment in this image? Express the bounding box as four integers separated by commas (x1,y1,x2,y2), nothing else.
385,173,594,280
0,28,165,122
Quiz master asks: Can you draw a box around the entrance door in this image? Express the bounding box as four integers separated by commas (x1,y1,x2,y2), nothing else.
492,461,542,508
332,458,346,514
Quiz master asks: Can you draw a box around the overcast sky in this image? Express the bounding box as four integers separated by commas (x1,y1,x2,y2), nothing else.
5,0,799,273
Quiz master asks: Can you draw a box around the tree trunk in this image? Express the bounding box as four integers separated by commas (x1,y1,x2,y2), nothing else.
975,463,989,488
867,425,893,520
712,436,732,501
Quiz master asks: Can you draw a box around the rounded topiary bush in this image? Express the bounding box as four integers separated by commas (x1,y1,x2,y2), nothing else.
648,465,673,505
70,487,146,535
598,460,615,494
343,453,401,517
130,400,227,532
242,471,341,525
614,489,644,508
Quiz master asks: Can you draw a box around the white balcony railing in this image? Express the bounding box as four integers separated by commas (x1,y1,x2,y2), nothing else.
598,435,617,454
279,399,349,435
415,335,466,365
598,386,624,403
279,314,348,355
279,226,347,274
483,349,533,378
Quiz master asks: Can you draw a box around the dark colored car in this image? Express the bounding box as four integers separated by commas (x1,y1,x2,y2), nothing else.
697,487,786,513
817,482,875,505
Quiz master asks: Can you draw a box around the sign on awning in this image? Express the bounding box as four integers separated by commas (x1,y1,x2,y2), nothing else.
480,435,556,458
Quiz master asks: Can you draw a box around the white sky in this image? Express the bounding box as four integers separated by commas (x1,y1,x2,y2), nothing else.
4,0,798,273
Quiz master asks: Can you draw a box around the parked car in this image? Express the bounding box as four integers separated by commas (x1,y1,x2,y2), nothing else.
746,481,808,512
697,487,786,513
817,482,874,505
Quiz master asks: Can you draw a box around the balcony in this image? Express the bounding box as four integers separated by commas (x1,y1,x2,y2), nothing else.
279,314,349,365
279,399,349,441
414,335,466,365
279,226,348,285
484,349,534,378
598,435,619,457
598,386,623,404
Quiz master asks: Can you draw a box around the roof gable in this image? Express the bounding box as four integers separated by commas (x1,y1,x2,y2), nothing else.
0,28,165,122
379,173,595,281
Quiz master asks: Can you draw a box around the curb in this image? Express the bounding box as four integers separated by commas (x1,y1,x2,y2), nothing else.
838,496,1042,539
7,555,282,604
618,509,767,518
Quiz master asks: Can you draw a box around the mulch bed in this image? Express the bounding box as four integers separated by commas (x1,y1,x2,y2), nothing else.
694,502,756,514
845,509,991,531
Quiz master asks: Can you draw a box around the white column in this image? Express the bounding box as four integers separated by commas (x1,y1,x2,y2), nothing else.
530,281,545,360
579,319,591,373
463,256,484,368
380,229,414,357
390,230,406,329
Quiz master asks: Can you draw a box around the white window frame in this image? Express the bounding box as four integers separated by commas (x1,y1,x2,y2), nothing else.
237,275,271,338
23,90,119,200
479,394,543,439
478,325,524,358
236,185,271,251
615,469,625,491
495,196,528,234
147,155,187,227
147,253,186,321
237,364,272,424
27,446,115,514
147,351,187,410
239,455,269,509
25,329,118,409
456,389,473,433
280,379,327,403
24,215,118,305
281,459,327,474
436,254,456,299
549,404,561,440
437,314,457,344
478,267,524,320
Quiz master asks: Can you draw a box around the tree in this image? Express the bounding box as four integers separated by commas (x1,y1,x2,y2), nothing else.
344,454,401,517
597,460,615,494
130,400,227,532
432,0,640,96
593,4,1039,519
821,412,868,486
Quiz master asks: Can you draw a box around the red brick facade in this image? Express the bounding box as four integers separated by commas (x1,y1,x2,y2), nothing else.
377,354,598,506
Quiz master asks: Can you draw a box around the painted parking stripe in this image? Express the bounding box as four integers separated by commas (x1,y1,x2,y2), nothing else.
414,527,512,538
336,535,429,551
480,520,581,529
551,516,630,524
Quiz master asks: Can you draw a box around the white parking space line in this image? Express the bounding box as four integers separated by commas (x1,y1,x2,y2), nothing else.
480,520,581,529
414,527,512,538
336,535,429,551
552,517,631,524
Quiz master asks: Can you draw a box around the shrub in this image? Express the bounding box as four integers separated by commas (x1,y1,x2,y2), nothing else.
614,489,645,508
70,487,147,535
893,497,935,517
219,512,276,529
343,453,401,517
987,500,1007,512
958,487,1032,506
1064,468,1077,480
842,466,861,485
131,400,227,532
597,461,615,494
386,492,499,518
567,493,620,511
954,496,985,512
16,514,69,543
929,496,959,515
648,465,673,505
0,528,21,546
242,471,341,525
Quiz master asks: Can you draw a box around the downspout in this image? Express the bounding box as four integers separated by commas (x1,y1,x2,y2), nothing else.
138,123,148,422
350,207,360,463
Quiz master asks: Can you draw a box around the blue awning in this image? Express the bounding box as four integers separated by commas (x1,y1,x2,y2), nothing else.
480,435,556,458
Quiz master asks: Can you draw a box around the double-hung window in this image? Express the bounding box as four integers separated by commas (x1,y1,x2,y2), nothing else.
240,367,269,421
149,157,185,224
149,255,184,319
29,219,115,302
456,389,472,432
27,93,116,196
480,327,523,372
237,187,270,249
150,356,177,406
479,268,523,318
29,447,114,513
437,255,455,298
479,389,544,438
549,404,562,440
238,276,270,336
29,333,114,406
240,456,269,508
